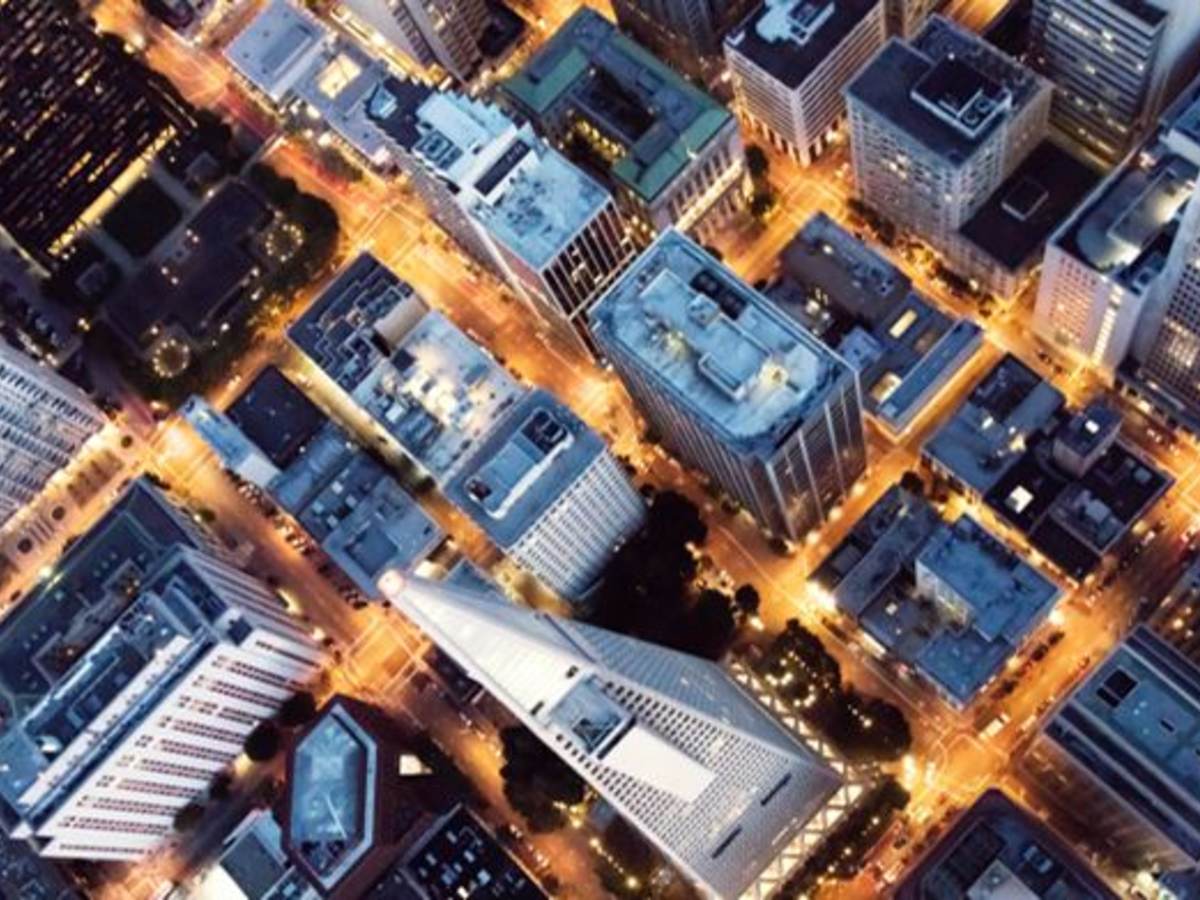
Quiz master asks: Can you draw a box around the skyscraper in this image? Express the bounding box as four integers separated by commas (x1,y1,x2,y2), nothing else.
844,16,1052,256
367,80,636,348
0,545,324,859
725,0,888,166
1029,0,1200,166
339,0,488,82
0,341,106,528
380,575,846,900
609,0,760,80
590,230,866,542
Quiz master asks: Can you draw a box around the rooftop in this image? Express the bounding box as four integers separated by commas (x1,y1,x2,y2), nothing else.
895,789,1117,899
960,140,1101,273
591,230,846,455
192,811,313,900
1055,401,1122,461
924,354,1064,495
447,389,608,548
725,0,882,89
0,479,203,722
226,366,327,469
1046,627,1200,861
292,42,391,166
502,9,733,203
290,254,523,481
846,16,1047,165
224,0,328,104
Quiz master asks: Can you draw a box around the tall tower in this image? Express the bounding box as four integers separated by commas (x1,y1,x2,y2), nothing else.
1029,0,1200,165
0,341,106,527
340,0,488,81
609,0,760,80
381,575,845,900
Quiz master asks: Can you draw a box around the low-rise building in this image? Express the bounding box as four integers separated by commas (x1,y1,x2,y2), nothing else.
725,0,887,165
184,367,444,599
189,810,317,900
591,229,866,541
499,9,745,242
1026,626,1200,871
895,789,1116,899
814,487,1061,708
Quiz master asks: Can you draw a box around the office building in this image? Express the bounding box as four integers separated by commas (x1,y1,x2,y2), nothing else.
895,789,1117,899
1029,0,1200,166
500,10,745,242
0,0,196,271
591,230,866,541
225,0,392,167
289,253,523,483
1034,76,1200,378
184,367,444,599
448,389,645,602
0,543,323,860
380,575,849,900
884,0,938,37
845,17,1052,265
0,342,107,529
1027,626,1200,870
367,81,636,345
609,0,759,79
190,810,318,900
339,0,488,81
725,0,887,165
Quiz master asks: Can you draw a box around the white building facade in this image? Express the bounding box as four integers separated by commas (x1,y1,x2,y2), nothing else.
0,341,106,527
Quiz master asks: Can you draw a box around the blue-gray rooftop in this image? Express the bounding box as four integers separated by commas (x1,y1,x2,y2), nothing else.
227,366,327,469
447,389,609,548
845,16,1046,165
591,230,846,456
1045,627,1200,861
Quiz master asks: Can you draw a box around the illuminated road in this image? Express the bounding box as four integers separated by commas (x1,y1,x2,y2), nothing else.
67,0,1200,897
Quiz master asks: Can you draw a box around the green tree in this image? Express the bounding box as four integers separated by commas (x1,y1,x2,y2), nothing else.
745,144,769,181
499,726,586,833
244,721,281,762
173,801,205,833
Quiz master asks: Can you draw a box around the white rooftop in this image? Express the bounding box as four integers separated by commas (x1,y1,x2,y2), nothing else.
224,0,328,104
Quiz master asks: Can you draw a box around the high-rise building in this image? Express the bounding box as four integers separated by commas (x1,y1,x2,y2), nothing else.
447,389,645,601
884,0,939,37
608,0,759,80
339,0,488,82
380,575,848,900
1033,75,1200,378
499,10,745,243
0,342,106,529
367,80,636,347
590,230,866,541
725,0,887,165
845,16,1052,255
0,0,196,271
1029,0,1200,166
1026,626,1200,871
0,543,323,860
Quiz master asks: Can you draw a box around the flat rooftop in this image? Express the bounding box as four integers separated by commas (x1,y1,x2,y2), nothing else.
924,354,1065,495
0,479,201,721
502,9,732,203
846,16,1046,165
895,789,1117,899
780,212,911,327
1045,626,1200,861
468,136,611,271
960,140,1101,273
725,0,881,89
226,365,326,469
224,0,327,103
292,41,391,165
447,390,606,548
591,230,845,456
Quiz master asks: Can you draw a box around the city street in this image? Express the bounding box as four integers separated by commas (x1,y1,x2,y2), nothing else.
37,0,1200,897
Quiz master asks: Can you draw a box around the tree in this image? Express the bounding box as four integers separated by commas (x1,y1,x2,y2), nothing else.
674,589,737,659
244,721,281,762
173,801,205,833
734,585,761,618
745,144,769,181
278,691,317,728
899,471,925,496
750,190,775,220
208,770,233,801
499,726,586,833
